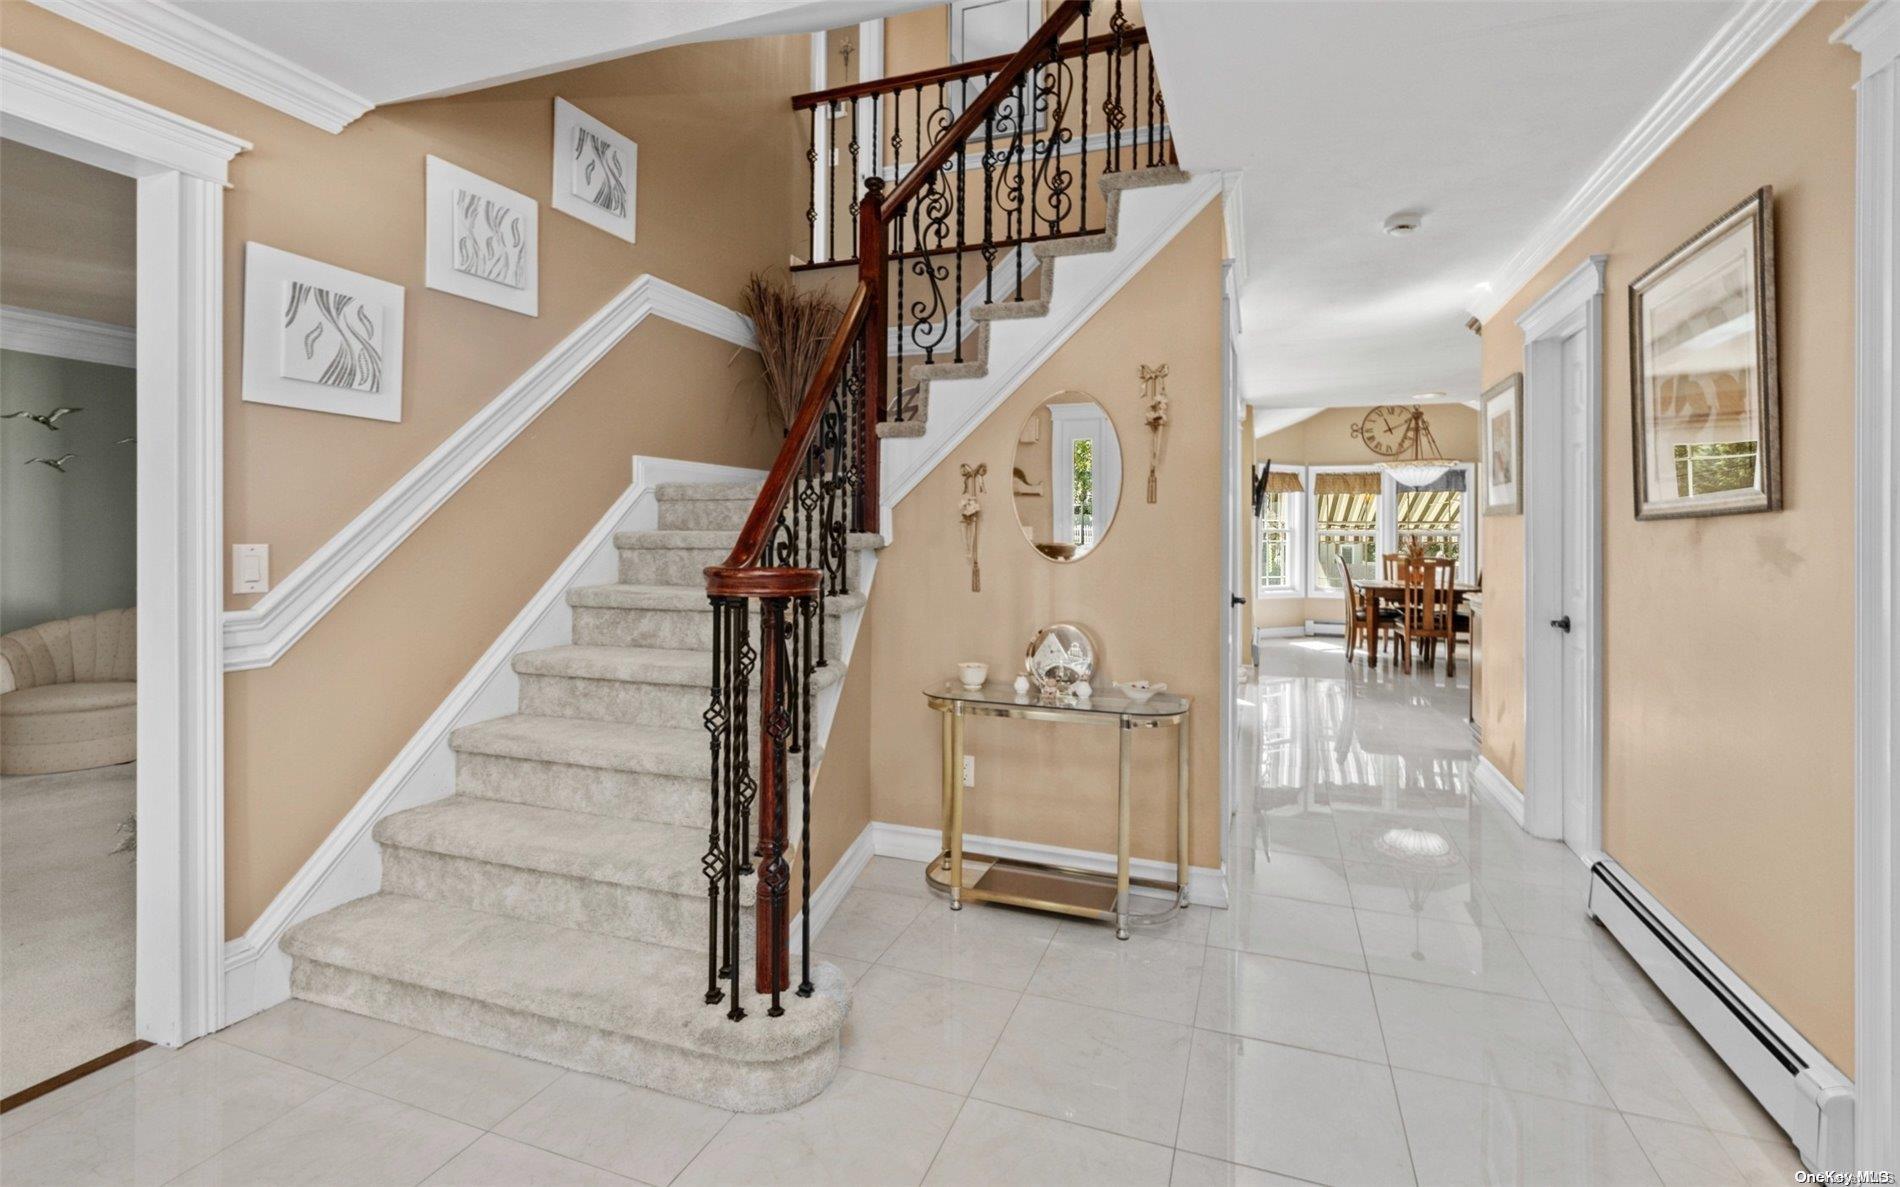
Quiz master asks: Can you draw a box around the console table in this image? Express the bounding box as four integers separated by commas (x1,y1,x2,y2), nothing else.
922,682,1192,939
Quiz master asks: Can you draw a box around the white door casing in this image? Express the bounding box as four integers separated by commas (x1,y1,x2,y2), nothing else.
1518,254,1605,848
1048,400,1119,550
1,49,246,1047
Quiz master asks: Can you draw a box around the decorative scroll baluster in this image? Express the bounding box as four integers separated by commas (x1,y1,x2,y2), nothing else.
983,108,997,305
848,99,862,259
806,106,819,262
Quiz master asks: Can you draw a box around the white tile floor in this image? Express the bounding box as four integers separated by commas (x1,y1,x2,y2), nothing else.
0,638,1806,1185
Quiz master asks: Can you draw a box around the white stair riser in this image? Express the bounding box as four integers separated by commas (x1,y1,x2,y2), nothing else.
617,545,860,589
378,846,750,951
572,605,845,657
657,498,756,531
292,960,839,1114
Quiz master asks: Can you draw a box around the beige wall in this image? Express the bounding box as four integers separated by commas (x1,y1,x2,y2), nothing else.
1476,3,1857,1069
1252,403,1480,628
862,205,1223,868
0,141,135,325
0,5,809,934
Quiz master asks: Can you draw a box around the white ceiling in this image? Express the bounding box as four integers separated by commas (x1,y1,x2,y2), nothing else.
166,0,935,104
1145,0,1745,410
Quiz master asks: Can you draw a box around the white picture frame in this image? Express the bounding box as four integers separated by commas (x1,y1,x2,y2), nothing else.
551,98,637,245
241,242,405,422
1481,372,1522,516
425,155,538,316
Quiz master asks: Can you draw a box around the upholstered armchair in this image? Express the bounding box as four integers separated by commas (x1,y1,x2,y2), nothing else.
0,609,137,776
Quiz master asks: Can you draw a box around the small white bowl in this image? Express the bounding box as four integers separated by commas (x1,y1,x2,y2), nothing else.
957,662,989,689
1115,680,1166,703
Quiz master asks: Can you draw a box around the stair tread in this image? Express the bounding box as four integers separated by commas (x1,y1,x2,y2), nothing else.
515,644,845,693
568,583,865,614
614,529,883,551
451,713,826,776
282,893,847,1063
654,482,761,502
377,797,736,899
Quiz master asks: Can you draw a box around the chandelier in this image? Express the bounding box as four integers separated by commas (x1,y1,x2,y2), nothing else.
1379,406,1456,486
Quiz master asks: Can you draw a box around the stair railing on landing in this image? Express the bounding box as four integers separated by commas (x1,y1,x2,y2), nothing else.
703,0,1171,1019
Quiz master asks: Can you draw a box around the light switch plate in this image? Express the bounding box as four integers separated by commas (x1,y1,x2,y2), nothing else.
232,544,270,594
961,755,976,787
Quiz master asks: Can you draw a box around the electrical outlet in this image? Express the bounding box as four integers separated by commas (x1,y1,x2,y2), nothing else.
232,544,270,594
961,755,976,787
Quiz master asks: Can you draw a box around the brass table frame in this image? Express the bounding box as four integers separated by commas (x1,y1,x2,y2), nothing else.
923,686,1190,939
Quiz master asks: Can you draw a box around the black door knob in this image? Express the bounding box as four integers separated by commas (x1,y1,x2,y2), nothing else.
1550,615,1572,633
1231,594,1247,607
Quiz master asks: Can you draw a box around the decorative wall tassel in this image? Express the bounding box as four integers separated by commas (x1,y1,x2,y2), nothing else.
959,462,987,592
1140,363,1170,503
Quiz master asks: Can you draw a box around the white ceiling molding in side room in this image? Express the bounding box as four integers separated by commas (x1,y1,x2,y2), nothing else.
27,0,374,134
220,276,757,671
0,306,136,367
1466,0,1815,324
0,49,250,185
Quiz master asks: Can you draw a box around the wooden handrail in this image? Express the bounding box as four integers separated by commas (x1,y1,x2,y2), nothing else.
704,282,872,598
879,0,1087,217
790,21,1148,109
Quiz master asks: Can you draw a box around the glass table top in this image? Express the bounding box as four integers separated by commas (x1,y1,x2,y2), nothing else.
925,681,1191,717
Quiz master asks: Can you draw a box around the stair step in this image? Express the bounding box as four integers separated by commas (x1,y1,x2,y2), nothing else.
374,797,751,948
613,530,880,588
515,644,844,729
654,482,763,502
282,894,848,1113
451,713,816,825
971,298,1051,322
568,584,862,652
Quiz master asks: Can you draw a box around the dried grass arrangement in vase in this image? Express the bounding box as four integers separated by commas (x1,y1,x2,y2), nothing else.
739,272,845,434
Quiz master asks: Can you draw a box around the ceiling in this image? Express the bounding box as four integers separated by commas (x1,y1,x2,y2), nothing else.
0,140,136,327
1145,0,1745,413
164,0,936,105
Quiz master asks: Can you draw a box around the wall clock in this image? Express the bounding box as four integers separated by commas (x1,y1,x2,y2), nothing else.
1352,404,1422,457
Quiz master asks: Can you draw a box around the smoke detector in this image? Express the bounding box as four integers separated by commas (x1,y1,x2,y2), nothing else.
1383,211,1423,237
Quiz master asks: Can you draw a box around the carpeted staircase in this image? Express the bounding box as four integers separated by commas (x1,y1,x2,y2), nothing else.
281,483,874,1113
278,163,1197,1115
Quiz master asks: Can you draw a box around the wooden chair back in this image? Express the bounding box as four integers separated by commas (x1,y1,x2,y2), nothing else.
1382,552,1401,580
1399,557,1454,633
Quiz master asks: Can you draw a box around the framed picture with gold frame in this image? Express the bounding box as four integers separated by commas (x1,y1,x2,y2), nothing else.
1628,186,1780,520
1480,373,1522,517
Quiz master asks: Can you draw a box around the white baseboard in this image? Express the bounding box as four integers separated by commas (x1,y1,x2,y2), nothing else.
870,821,1229,909
1253,626,1305,639
1303,619,1346,637
1472,755,1526,826
219,455,766,1027
221,276,755,671
789,823,875,956
1587,857,1854,1175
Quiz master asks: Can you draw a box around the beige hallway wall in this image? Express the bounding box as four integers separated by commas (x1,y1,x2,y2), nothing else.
862,205,1224,869
1475,3,1858,1069
0,5,806,934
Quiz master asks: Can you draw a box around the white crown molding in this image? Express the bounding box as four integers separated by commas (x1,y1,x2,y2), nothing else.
0,305,135,367
220,276,756,671
1467,0,1815,324
871,822,1230,910
0,48,250,185
222,457,769,1024
27,0,373,134
1220,169,1248,318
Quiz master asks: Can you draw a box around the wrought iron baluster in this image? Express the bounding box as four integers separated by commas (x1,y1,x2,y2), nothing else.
955,123,965,363
724,600,746,1020
894,198,906,421
1014,71,1027,299
983,107,996,305
849,98,862,259
796,592,816,998
806,105,818,262
1080,4,1090,232
757,597,792,1015
828,101,840,260
703,599,727,1005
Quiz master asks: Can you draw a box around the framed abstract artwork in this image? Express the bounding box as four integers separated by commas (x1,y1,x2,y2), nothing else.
551,98,637,244
425,155,539,316
1629,186,1779,520
1481,373,1522,516
241,243,405,421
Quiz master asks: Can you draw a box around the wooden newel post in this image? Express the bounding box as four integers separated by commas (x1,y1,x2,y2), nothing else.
857,176,887,536
755,598,792,1002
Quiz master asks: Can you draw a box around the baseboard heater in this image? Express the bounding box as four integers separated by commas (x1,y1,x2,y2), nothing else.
1586,860,1854,1175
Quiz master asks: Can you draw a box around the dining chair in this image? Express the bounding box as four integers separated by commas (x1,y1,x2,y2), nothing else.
1382,552,1401,581
1342,559,1401,668
1398,557,1457,675
1340,559,1363,663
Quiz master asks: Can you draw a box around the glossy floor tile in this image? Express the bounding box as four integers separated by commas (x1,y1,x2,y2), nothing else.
0,638,1791,1186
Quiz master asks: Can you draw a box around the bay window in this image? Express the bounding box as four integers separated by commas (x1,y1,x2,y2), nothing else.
1305,464,1476,592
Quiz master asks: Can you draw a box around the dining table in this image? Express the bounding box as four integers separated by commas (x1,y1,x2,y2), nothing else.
1354,577,1480,670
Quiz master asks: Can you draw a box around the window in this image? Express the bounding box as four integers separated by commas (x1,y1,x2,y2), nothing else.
1071,437,1096,550
1397,486,1463,563
1311,470,1381,591
1258,490,1298,594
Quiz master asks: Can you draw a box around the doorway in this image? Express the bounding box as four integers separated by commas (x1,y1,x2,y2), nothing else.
1520,255,1605,854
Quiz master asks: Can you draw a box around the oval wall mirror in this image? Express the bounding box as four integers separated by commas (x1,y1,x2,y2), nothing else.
1011,392,1123,562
